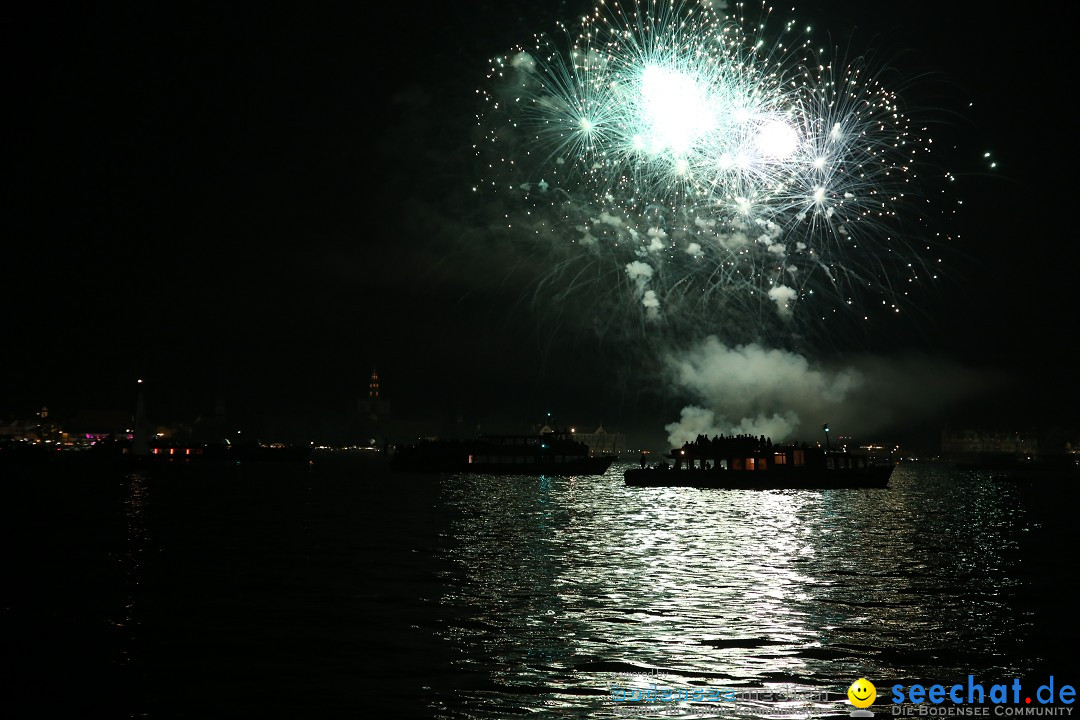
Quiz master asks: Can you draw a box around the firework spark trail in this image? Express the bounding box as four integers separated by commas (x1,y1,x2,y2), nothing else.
476,0,960,440
476,0,945,349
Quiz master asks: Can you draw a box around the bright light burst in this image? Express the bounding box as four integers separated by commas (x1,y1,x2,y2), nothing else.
475,0,946,349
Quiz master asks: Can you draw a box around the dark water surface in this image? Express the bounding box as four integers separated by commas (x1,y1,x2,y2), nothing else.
2,455,1077,717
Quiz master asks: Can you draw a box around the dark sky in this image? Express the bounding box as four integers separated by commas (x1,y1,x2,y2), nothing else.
4,2,1075,450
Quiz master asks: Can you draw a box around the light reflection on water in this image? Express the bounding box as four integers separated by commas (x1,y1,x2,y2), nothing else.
11,455,1071,717
429,462,1055,718
111,471,150,665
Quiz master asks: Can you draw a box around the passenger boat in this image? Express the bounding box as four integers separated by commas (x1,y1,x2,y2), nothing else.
625,435,894,489
390,431,616,476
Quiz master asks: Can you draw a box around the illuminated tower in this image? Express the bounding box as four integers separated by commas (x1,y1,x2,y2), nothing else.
358,367,391,446
369,369,380,404
364,368,390,421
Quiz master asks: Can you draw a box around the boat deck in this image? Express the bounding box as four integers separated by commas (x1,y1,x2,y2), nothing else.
626,436,894,489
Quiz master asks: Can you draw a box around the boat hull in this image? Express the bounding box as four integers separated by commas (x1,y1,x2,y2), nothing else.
390,432,616,476
624,464,893,489
393,456,615,476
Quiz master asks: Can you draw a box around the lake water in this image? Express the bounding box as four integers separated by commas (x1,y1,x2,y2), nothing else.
3,455,1077,717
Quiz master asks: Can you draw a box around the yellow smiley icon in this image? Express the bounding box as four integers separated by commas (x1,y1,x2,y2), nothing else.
848,678,876,708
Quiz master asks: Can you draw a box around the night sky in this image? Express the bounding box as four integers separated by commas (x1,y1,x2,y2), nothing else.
5,1,1075,450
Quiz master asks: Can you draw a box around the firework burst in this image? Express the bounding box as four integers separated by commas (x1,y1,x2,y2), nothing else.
475,0,944,351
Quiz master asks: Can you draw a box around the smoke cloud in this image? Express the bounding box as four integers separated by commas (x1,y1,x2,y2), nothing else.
664,336,1000,447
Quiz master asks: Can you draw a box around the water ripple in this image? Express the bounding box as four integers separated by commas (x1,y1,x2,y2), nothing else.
427,461,1071,717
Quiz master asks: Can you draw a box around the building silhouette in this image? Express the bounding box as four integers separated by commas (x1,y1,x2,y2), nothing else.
535,422,625,456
